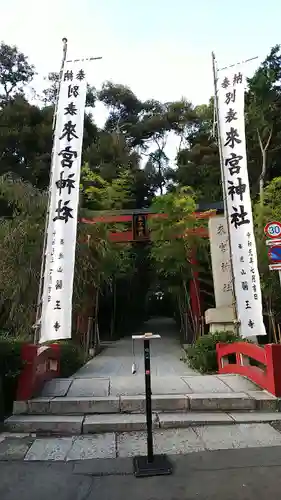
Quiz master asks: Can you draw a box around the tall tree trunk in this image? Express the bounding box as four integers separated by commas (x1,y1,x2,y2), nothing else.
178,293,186,340
110,278,116,339
177,293,184,336
183,279,196,343
158,160,163,195
85,316,93,361
93,284,101,353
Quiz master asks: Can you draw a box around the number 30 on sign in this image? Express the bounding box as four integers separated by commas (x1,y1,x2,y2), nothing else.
264,221,281,239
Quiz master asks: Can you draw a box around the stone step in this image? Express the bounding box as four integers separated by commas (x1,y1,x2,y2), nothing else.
4,411,281,435
3,423,281,461
12,391,278,416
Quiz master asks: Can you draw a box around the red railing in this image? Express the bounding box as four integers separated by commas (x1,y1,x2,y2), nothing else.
16,344,60,401
216,342,281,397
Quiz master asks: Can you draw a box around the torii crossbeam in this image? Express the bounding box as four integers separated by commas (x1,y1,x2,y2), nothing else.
81,202,223,242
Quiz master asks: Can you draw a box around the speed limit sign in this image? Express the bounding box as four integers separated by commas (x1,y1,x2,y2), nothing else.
264,221,281,239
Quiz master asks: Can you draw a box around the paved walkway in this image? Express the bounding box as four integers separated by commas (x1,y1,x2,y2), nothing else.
2,444,281,499
75,317,196,378
39,317,262,398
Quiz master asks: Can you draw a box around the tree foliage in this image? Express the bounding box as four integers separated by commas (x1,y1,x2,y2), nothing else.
0,43,34,103
0,175,46,336
148,188,207,341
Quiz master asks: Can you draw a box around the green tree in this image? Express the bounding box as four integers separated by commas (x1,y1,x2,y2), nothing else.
79,164,140,344
148,187,205,342
175,101,221,202
246,45,281,208
0,175,46,336
0,97,53,188
0,42,34,104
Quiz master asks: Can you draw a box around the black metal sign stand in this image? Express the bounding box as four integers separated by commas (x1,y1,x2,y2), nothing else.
132,333,173,478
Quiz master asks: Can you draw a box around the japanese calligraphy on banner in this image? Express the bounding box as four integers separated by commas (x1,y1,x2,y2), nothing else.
217,69,266,337
39,62,87,343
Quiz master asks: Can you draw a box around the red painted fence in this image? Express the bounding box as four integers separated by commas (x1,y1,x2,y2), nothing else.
216,342,281,397
16,344,60,401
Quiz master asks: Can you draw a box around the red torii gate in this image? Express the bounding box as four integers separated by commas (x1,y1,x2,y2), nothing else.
15,203,223,401
81,205,220,330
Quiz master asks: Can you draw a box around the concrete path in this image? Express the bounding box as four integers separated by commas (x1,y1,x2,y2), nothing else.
2,443,281,499
75,317,196,379
38,316,263,398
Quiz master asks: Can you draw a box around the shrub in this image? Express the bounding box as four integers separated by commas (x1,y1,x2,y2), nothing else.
186,331,241,374
0,336,85,419
0,336,25,416
55,341,85,377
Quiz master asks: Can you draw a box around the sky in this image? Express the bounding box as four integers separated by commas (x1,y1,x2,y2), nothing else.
1,0,280,160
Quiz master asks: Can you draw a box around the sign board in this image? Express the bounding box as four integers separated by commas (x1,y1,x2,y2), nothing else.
268,246,281,262
264,221,281,239
266,239,281,246
269,263,281,271
133,214,149,241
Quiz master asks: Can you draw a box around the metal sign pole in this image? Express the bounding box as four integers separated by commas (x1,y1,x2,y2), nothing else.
144,336,154,462
265,225,281,328
132,333,172,478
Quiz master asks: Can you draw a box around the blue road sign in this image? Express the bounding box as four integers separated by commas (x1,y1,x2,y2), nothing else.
268,246,281,262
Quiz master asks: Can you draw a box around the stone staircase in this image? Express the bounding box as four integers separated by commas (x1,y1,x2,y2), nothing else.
4,374,281,435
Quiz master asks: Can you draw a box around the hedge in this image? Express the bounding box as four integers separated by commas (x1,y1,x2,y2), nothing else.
186,331,241,373
0,335,24,417
53,340,85,378
0,336,85,419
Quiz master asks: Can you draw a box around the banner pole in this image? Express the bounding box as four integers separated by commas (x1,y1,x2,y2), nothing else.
211,51,239,336
33,38,68,344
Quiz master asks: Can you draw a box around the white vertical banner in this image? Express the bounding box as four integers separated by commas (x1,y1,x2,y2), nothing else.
217,69,266,337
40,62,87,343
